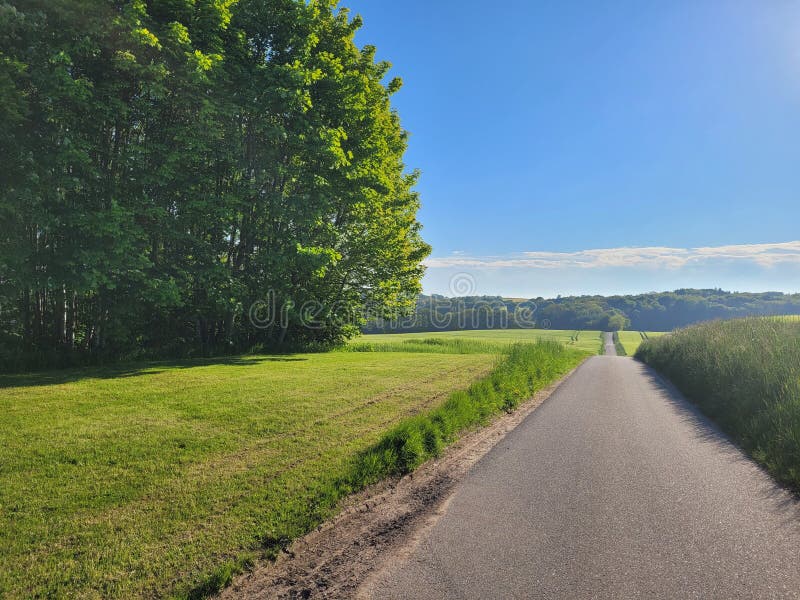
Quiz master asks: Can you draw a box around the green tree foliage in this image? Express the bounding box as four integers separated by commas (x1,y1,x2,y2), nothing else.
0,0,429,369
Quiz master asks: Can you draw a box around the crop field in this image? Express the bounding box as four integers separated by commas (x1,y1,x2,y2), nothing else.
355,329,604,354
616,331,667,356
636,317,800,491
0,338,587,598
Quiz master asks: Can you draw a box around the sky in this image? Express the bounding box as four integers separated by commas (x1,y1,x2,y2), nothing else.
345,0,800,298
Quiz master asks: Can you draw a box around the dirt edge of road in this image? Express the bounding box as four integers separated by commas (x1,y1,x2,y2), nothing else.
218,362,586,600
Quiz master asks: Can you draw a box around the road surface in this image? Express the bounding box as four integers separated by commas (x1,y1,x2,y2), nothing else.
367,356,800,599
603,331,617,356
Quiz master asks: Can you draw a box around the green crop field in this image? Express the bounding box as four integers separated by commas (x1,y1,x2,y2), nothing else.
0,350,498,598
0,338,587,598
616,331,667,355
355,329,604,354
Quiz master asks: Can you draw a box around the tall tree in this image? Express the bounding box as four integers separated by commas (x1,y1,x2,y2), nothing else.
0,0,429,369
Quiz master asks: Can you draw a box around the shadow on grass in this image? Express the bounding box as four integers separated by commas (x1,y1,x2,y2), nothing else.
0,354,308,389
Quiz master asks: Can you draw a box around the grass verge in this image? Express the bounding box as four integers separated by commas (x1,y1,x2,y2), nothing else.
636,317,800,491
617,331,667,355
343,341,586,486
612,332,627,356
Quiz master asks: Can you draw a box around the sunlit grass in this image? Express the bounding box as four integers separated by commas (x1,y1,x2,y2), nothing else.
617,331,667,355
0,351,496,597
348,342,585,481
355,328,604,355
0,337,590,598
343,337,505,355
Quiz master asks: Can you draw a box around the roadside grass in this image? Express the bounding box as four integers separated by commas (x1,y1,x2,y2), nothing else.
612,331,627,356
636,318,800,491
344,341,586,484
357,328,604,355
617,331,667,356
0,340,587,598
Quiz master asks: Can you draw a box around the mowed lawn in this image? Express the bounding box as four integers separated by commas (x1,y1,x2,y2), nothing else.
357,329,604,354
617,331,667,355
0,351,495,598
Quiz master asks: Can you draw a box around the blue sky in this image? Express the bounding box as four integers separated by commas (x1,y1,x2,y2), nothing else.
345,0,800,297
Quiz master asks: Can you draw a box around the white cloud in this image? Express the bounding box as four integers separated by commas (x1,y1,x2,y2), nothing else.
424,241,800,270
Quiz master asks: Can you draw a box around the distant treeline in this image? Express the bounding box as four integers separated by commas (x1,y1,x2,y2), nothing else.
363,289,800,333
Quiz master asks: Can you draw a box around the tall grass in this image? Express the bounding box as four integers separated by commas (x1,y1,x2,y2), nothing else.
636,318,800,490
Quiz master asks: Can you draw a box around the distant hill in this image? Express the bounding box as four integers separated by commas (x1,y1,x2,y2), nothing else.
363,289,800,333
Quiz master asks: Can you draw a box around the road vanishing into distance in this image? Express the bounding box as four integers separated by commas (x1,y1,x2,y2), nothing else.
603,331,617,356
368,355,800,599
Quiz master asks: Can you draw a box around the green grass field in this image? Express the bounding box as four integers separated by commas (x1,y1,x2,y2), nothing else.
355,329,604,354
0,337,587,598
0,351,496,598
616,331,667,355
636,317,800,491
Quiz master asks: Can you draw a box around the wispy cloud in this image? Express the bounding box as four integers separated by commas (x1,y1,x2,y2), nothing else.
424,241,800,270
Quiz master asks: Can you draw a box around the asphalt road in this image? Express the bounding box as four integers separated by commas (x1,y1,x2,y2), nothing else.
368,356,800,599
603,332,617,356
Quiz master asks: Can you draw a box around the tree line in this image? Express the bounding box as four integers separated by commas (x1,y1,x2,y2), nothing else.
0,0,429,370
363,289,800,334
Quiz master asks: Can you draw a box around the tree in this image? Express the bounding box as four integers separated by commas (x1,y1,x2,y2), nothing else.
0,0,429,370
